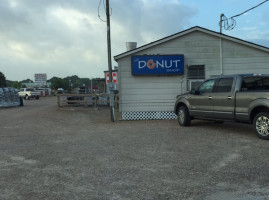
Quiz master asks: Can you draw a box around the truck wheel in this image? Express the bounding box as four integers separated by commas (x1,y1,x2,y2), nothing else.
36,96,39,100
177,106,191,126
253,112,269,140
25,95,29,100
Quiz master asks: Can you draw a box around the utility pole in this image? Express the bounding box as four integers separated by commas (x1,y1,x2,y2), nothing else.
219,13,224,33
106,0,115,122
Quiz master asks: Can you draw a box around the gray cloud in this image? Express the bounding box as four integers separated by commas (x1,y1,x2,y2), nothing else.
0,0,198,81
227,7,269,48
1,0,268,82
250,9,269,47
111,0,197,45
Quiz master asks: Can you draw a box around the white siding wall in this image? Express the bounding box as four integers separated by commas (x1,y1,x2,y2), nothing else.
117,31,269,113
222,40,269,74
118,56,184,112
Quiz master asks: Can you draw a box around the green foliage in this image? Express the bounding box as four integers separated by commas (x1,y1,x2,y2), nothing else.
73,78,91,88
63,75,79,88
6,80,13,87
12,81,21,89
0,72,7,87
50,77,69,90
49,75,92,89
20,79,34,83
6,75,104,92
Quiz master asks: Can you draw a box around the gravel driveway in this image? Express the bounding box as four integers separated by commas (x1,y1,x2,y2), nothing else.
0,97,269,200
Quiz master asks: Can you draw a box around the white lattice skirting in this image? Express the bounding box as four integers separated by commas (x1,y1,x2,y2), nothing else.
122,111,178,120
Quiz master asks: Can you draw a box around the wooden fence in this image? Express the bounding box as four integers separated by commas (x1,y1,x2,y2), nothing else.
57,93,118,108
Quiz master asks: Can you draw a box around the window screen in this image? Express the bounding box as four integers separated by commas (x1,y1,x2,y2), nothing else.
187,65,205,79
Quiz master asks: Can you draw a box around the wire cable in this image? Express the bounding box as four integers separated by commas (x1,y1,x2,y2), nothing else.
98,0,106,22
220,14,236,31
221,0,269,31
97,0,112,22
231,0,268,18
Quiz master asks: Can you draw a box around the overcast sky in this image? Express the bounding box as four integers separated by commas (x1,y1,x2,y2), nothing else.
1,0,269,81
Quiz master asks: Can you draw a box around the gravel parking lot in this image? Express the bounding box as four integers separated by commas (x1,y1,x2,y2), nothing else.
1,97,269,200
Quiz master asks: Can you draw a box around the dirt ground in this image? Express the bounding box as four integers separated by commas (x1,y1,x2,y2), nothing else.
1,96,269,200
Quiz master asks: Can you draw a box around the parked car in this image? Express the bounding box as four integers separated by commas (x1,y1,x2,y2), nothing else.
18,88,40,100
57,88,64,94
174,74,269,139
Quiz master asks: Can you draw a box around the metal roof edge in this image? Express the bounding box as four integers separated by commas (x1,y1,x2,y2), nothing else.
114,26,269,61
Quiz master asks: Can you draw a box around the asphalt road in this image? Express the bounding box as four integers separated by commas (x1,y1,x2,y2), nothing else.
0,97,269,200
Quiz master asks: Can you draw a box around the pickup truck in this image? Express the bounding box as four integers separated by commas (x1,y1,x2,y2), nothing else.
174,74,269,140
18,88,40,100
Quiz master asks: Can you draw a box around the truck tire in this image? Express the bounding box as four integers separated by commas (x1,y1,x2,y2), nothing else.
253,112,269,140
25,95,29,100
36,96,39,100
177,106,191,126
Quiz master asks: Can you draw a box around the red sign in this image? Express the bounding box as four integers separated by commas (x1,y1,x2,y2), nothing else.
105,72,117,84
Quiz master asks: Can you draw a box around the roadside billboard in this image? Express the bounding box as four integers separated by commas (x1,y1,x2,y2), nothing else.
34,73,47,86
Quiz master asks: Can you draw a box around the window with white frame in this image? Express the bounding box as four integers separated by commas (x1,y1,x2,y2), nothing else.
187,65,205,90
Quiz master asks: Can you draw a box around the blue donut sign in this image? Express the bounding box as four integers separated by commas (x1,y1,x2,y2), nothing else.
132,55,184,75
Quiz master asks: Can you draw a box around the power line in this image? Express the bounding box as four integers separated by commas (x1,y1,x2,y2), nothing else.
232,0,268,18
220,14,236,31
97,0,112,22
98,0,106,22
220,0,269,32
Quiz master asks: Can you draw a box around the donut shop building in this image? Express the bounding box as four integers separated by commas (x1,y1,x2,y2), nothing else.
114,26,269,120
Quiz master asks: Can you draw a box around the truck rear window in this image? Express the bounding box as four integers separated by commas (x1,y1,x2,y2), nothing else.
241,76,269,91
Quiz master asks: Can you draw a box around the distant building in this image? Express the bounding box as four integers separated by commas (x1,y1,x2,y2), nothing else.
21,82,51,88
21,82,36,88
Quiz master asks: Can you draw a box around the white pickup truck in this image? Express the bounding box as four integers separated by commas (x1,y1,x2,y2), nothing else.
18,88,40,100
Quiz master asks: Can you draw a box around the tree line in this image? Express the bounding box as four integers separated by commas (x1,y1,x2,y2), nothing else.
0,72,104,90
0,72,7,87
